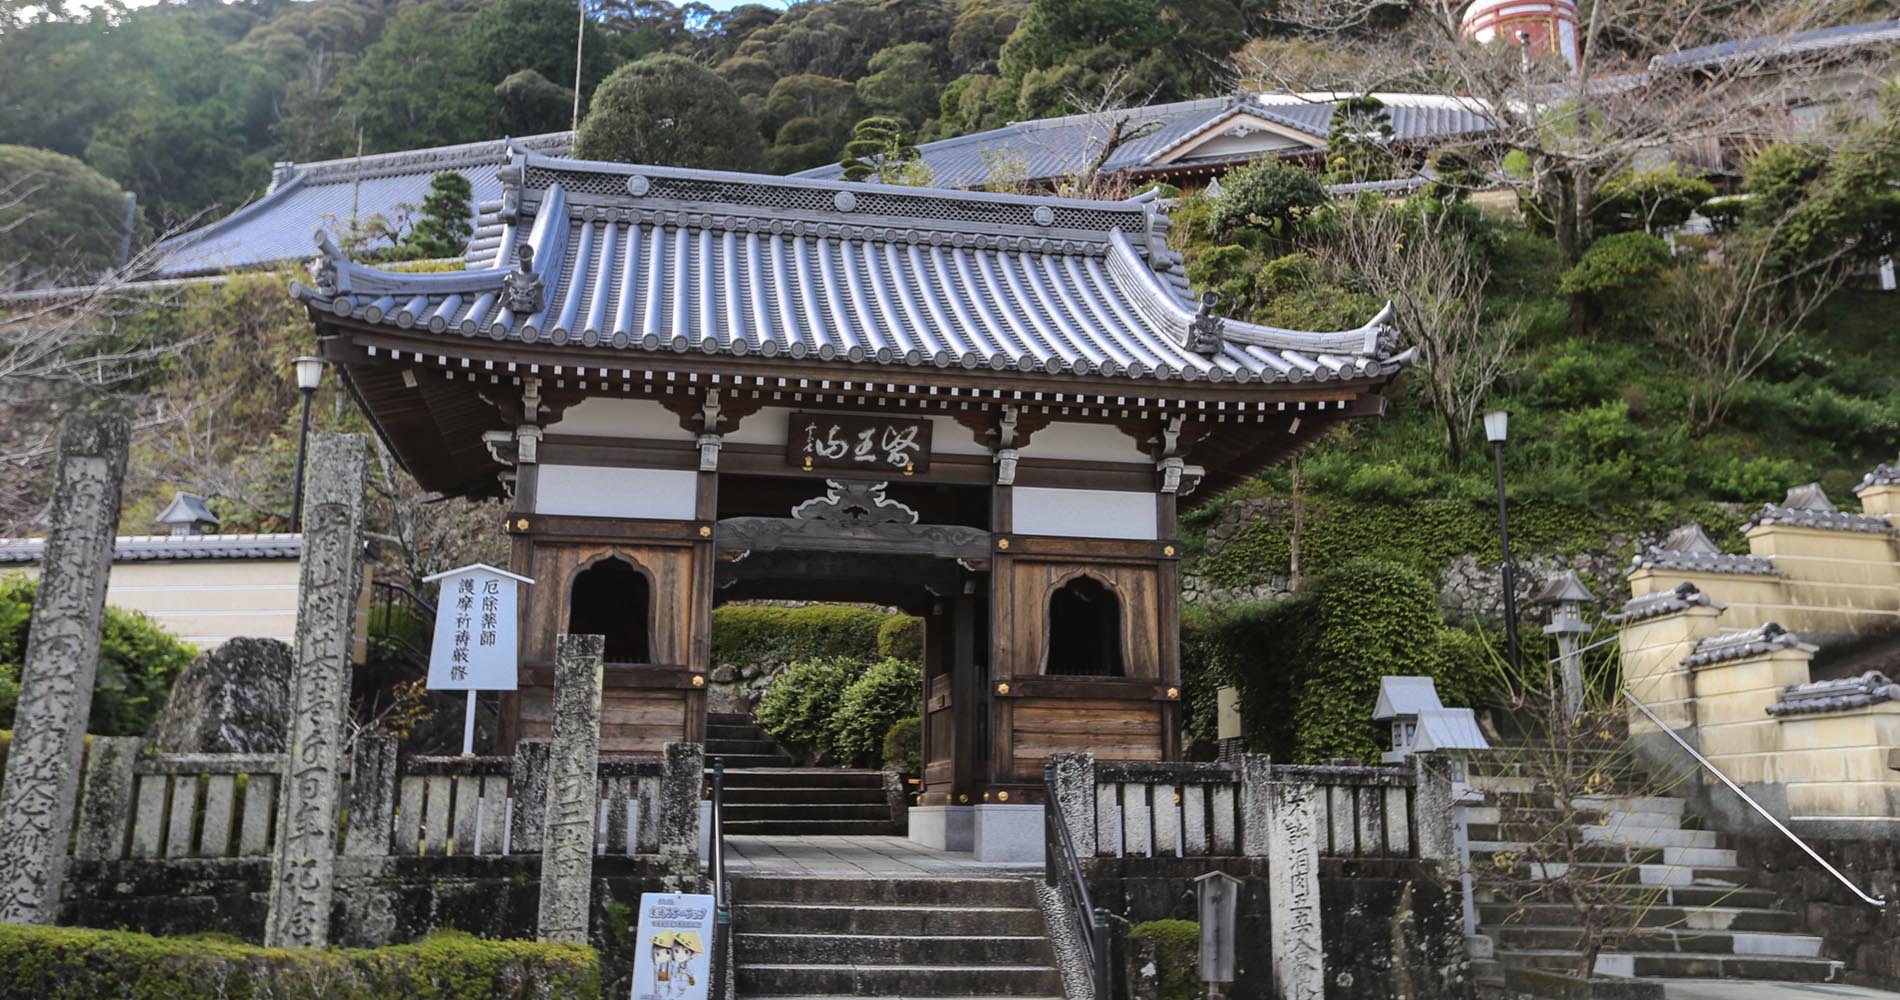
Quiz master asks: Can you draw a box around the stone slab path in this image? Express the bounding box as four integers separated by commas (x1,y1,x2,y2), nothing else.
1658,982,1900,999
724,834,1039,877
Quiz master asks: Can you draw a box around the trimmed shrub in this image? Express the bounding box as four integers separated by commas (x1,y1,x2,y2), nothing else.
754,655,862,755
0,924,600,1000
0,574,196,735
876,614,924,660
1207,158,1324,238
1127,919,1200,1000
1556,231,1672,299
882,715,922,774
830,657,924,765
711,604,889,667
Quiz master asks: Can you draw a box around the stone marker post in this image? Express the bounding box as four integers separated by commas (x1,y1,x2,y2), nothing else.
1265,777,1324,1000
342,736,399,858
1237,754,1271,857
659,741,705,886
0,413,128,925
509,740,552,853
538,633,604,944
1049,751,1096,858
264,433,368,947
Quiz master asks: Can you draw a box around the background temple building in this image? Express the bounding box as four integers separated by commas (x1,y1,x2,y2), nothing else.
293,144,1413,854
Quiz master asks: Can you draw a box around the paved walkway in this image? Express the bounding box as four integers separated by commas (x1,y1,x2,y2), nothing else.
723,834,1041,877
1658,982,1900,999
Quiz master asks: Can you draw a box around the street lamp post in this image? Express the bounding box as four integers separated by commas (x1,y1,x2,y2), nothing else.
290,355,324,531
1483,410,1522,679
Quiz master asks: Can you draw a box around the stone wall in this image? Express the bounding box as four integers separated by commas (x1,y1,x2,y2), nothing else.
1086,856,1471,1000
1728,835,1900,989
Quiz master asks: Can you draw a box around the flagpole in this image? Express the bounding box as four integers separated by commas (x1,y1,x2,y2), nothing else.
571,0,586,132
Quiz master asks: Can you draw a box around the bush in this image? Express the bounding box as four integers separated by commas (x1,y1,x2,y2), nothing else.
1207,158,1323,238
1531,349,1618,410
575,54,765,170
0,575,196,735
754,656,862,755
711,605,890,667
1127,919,1200,1000
876,615,924,660
0,924,600,1000
1556,231,1672,298
1704,454,1805,502
882,715,922,774
829,657,923,765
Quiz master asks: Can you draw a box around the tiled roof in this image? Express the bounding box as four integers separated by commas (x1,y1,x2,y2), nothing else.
1652,18,1900,72
795,92,1494,190
149,134,572,279
1627,522,1779,576
292,150,1414,385
1606,582,1726,625
1767,670,1900,717
1746,503,1893,534
1858,461,1900,490
0,533,301,565
1680,622,1814,668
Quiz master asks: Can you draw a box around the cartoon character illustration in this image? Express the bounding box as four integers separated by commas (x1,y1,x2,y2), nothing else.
648,930,676,996
668,931,704,994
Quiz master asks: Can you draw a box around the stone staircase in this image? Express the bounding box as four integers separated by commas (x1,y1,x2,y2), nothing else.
708,712,899,836
731,874,1065,999
1465,746,1843,986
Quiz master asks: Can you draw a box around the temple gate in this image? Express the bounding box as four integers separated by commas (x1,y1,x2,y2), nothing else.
295,148,1411,820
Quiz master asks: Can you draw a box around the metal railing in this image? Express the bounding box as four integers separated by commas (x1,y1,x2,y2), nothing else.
708,757,733,1000
1044,762,1110,997
1623,687,1886,908
369,579,436,667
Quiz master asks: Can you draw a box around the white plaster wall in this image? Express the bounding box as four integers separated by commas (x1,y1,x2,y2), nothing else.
1022,422,1148,464
1013,487,1157,541
3,560,299,648
532,465,699,519
547,397,691,440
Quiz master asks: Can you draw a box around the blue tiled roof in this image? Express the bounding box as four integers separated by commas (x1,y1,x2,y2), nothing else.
1653,18,1900,71
149,133,572,279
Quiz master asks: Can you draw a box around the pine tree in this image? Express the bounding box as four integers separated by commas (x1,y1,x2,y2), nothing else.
838,117,930,185
400,172,475,261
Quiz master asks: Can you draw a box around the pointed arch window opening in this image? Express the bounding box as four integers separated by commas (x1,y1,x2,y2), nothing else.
567,556,653,665
1045,574,1125,677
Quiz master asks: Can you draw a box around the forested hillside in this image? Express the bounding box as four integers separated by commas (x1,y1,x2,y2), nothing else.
0,0,1260,231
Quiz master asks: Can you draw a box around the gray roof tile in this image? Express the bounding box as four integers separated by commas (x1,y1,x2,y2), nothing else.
293,151,1414,386
1652,18,1900,71
1605,582,1726,625
0,533,301,564
150,134,572,279
1680,622,1814,668
1767,670,1900,717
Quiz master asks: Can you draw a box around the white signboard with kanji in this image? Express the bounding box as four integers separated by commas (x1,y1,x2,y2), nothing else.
422,563,531,691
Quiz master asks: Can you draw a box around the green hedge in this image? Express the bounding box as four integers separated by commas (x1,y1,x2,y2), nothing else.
1183,559,1494,763
875,614,924,660
754,655,862,755
0,925,600,1000
1127,919,1201,1000
830,657,923,765
710,604,890,666
1,574,197,735
882,716,921,774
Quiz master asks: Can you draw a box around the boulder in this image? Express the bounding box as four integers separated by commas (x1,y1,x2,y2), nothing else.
144,637,292,753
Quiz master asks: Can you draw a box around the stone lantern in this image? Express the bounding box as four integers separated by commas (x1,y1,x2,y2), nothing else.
1532,571,1595,719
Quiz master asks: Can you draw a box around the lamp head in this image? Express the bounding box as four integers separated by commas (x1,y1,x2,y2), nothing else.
293,355,324,392
1483,409,1509,443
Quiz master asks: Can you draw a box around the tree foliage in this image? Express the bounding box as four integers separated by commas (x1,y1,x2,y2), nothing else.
0,575,197,737
0,145,135,285
575,55,765,170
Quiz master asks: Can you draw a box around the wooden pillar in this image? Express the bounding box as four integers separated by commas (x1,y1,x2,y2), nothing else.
952,593,982,799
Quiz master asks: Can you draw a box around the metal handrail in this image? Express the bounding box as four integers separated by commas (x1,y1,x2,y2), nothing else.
370,579,436,665
709,757,732,1000
1622,687,1885,908
1044,762,1110,997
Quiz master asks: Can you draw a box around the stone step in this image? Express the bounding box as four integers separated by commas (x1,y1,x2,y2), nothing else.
1476,859,1756,887
740,995,1062,1000
736,963,1063,997
707,739,787,758
1580,824,1719,849
1477,902,1799,932
735,903,1047,937
724,803,895,821
737,933,1054,965
713,753,801,769
724,786,890,805
722,769,886,789
733,876,1036,907
725,824,905,838
1497,948,1843,981
708,712,755,726
1468,842,1737,869
1491,925,1824,957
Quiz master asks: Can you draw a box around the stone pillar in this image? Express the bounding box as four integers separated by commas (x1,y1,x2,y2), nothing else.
342,736,398,858
264,433,368,948
508,740,551,853
74,736,142,862
537,634,603,944
1049,751,1096,858
1265,778,1324,1000
1237,753,1271,857
1412,752,1459,865
659,741,704,885
0,413,128,925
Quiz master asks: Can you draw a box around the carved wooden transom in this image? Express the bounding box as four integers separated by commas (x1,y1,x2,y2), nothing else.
790,480,919,525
